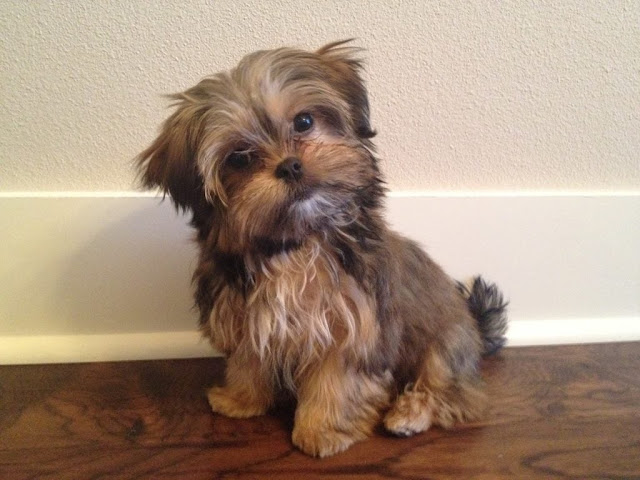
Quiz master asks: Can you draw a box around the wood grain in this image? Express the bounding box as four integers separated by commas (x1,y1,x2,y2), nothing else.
1,343,639,479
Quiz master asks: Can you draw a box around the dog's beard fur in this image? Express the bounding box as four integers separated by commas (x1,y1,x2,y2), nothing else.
137,40,508,457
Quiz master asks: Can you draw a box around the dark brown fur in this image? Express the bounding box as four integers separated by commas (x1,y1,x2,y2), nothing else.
137,40,508,457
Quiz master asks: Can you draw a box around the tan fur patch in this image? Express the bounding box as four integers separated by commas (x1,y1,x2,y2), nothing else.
293,353,391,457
206,238,379,390
384,390,433,436
207,350,275,418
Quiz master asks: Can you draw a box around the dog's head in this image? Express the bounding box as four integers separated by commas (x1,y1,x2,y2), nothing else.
137,40,383,255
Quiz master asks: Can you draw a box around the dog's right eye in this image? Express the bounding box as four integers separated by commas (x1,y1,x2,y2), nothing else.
226,151,252,169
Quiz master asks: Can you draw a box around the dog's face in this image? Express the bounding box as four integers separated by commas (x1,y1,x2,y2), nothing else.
138,41,382,254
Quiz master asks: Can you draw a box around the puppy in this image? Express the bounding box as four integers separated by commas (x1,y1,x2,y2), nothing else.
137,40,508,457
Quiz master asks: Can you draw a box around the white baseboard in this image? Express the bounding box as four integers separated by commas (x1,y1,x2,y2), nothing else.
1,317,639,365
0,332,216,365
0,192,638,364
506,317,640,347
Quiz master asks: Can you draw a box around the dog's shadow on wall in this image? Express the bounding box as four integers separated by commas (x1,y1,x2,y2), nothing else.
55,199,198,334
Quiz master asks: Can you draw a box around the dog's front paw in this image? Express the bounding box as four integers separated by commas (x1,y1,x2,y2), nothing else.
292,425,363,458
207,386,268,419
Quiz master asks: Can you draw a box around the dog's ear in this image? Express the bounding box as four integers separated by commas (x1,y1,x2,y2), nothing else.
317,40,376,139
136,95,209,213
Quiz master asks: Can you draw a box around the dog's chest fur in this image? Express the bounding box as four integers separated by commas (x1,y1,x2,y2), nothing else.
203,238,379,383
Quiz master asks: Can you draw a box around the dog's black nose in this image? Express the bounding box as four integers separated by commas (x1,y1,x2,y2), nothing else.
275,157,303,181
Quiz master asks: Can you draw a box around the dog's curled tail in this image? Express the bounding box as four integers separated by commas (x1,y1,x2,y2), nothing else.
458,276,508,356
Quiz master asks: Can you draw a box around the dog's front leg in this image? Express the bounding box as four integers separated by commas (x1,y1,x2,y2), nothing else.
292,354,391,457
208,350,275,418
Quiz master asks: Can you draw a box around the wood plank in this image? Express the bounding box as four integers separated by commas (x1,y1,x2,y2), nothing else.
0,343,639,479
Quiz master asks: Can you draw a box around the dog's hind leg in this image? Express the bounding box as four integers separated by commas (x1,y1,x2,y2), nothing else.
384,338,487,437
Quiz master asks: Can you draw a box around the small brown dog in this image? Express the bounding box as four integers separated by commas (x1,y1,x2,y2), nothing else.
137,40,507,457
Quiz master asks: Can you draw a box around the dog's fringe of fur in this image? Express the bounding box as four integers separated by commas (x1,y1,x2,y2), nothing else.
459,276,508,356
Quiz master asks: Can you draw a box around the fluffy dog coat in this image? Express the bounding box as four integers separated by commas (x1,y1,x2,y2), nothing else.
137,41,508,457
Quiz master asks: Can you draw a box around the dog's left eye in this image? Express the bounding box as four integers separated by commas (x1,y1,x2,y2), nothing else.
293,112,314,133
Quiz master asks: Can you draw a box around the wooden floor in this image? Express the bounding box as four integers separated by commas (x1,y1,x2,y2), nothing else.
1,343,639,479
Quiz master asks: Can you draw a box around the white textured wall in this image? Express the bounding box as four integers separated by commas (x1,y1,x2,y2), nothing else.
1,0,639,193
